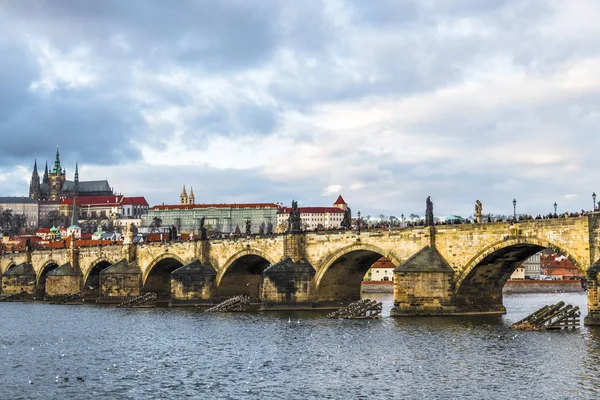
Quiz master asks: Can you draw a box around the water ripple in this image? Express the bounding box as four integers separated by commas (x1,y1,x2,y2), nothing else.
0,293,599,399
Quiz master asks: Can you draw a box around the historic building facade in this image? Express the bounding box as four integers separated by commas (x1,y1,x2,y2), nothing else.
60,196,149,221
276,195,349,231
0,197,39,228
29,147,113,201
143,202,278,234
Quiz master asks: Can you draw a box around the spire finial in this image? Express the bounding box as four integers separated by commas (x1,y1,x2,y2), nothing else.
53,145,61,172
71,197,79,227
74,161,79,183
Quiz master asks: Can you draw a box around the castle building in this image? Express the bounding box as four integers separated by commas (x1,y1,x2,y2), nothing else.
144,198,277,235
29,147,113,201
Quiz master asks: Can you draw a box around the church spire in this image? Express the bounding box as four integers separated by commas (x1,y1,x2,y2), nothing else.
29,159,41,199
71,197,79,227
43,161,49,184
180,185,188,204
74,162,79,183
188,187,195,204
52,146,62,174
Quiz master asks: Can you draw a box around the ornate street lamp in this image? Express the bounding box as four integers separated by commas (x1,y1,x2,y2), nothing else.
513,199,517,221
357,211,361,233
553,202,557,215
594,192,597,211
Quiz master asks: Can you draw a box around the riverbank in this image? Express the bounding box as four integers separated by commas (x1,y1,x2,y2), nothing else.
360,280,585,294
361,281,393,293
502,280,584,293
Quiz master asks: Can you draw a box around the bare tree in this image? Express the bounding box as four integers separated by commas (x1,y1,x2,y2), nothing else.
11,214,27,234
150,217,163,233
0,209,13,229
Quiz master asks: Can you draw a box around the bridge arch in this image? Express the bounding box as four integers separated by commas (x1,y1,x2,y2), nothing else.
315,243,401,303
84,258,114,295
455,236,581,312
216,248,276,300
217,248,277,286
142,253,186,297
4,261,16,274
37,260,60,298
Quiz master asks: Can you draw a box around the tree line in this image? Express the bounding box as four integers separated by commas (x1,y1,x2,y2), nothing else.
0,208,27,234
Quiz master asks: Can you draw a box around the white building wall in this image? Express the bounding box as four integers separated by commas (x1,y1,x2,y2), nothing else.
370,267,394,281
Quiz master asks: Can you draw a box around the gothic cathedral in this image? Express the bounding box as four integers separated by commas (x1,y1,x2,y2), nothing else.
29,147,114,201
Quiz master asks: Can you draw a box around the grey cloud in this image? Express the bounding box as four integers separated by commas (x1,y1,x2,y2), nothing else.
2,0,281,71
105,163,317,207
0,84,143,168
0,0,599,219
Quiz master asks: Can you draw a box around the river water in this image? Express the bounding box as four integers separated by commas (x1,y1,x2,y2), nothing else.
1,292,599,399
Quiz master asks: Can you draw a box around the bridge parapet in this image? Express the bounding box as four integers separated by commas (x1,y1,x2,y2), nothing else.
435,217,592,276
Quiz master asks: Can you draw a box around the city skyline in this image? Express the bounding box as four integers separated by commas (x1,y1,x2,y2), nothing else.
1,1,600,217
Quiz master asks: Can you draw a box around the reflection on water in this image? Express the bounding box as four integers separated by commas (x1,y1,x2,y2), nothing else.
1,292,599,399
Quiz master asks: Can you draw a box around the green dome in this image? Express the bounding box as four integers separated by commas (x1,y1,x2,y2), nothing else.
50,226,58,233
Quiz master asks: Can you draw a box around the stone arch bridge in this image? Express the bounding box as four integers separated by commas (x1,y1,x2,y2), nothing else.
2,215,600,325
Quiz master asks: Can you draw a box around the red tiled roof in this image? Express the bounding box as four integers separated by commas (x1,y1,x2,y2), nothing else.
333,195,347,205
37,228,51,233
371,256,396,269
122,197,149,206
151,203,279,211
278,207,345,214
61,196,123,206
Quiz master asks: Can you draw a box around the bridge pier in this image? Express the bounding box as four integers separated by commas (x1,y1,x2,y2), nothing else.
170,260,217,305
584,263,600,325
45,262,83,300
98,259,142,303
390,247,457,316
1,263,36,298
260,257,316,310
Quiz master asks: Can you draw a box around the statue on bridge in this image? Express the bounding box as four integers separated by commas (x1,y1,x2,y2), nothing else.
245,219,252,235
475,200,483,224
199,217,207,240
288,200,302,233
425,196,434,227
169,225,178,241
341,207,352,230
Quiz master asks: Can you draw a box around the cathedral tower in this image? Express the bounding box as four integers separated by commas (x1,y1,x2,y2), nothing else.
29,159,41,199
48,146,66,201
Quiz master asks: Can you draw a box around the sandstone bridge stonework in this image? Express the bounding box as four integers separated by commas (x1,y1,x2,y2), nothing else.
3,215,600,325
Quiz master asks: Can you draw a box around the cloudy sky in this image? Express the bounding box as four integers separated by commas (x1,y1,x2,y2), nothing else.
1,0,600,218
